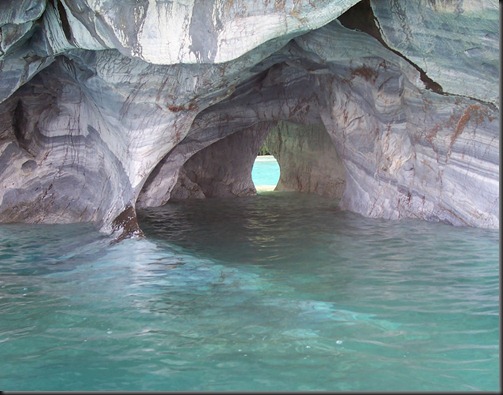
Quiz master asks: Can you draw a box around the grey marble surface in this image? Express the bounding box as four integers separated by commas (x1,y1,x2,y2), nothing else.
0,0,498,238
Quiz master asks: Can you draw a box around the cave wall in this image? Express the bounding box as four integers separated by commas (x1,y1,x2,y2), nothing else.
371,0,499,103
0,0,499,237
298,19,499,227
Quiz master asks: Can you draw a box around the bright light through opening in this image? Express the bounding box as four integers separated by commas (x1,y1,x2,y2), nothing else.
251,155,280,192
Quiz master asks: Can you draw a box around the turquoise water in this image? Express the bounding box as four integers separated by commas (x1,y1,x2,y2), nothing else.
251,155,280,188
0,160,500,391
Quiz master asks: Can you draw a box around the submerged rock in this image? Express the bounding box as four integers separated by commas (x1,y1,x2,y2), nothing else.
0,0,499,238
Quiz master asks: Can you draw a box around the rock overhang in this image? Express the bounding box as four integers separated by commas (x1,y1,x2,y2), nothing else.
0,0,499,240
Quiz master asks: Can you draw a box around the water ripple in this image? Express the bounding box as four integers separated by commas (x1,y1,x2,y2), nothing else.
0,192,499,391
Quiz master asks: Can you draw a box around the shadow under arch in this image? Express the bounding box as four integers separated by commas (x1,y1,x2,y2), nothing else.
263,120,346,199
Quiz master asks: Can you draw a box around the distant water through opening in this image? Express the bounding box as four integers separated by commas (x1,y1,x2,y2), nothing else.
252,155,280,192
0,156,499,391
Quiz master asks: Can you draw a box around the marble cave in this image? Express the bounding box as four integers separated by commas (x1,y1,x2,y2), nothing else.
0,0,499,240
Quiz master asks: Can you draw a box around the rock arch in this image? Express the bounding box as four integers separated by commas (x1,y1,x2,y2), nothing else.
0,0,498,240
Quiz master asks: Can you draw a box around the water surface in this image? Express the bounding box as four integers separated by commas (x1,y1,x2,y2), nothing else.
0,191,499,391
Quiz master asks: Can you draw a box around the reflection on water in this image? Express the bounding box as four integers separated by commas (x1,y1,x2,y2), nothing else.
0,192,499,391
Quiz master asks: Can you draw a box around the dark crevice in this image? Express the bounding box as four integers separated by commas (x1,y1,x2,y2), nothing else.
13,100,34,156
55,0,73,43
444,91,498,110
338,0,443,94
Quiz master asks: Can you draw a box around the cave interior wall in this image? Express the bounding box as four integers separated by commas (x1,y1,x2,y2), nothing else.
0,0,499,238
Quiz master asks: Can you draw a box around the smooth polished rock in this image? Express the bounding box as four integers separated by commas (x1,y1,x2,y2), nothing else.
0,0,499,237
370,0,499,104
137,61,325,208
299,21,499,228
56,0,358,64
0,38,290,235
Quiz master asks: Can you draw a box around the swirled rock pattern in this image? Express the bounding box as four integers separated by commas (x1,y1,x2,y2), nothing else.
0,0,499,238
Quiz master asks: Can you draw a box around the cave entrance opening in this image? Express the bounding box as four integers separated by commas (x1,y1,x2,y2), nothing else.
251,149,280,192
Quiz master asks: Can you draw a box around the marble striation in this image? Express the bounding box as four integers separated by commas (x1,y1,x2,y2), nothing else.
0,0,499,239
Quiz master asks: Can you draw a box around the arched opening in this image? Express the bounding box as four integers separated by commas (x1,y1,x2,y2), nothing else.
150,118,346,203
251,147,281,192
137,116,346,207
